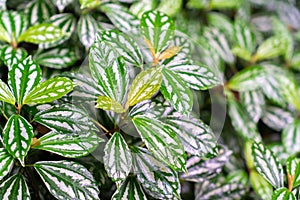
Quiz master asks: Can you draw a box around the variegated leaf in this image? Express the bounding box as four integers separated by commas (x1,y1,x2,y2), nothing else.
162,114,217,157
0,148,14,181
33,104,97,135
132,147,181,199
79,0,100,9
140,10,174,54
208,12,233,38
24,0,55,25
54,0,74,12
0,174,30,200
77,14,98,48
282,119,300,155
0,0,6,10
167,35,192,61
101,30,143,67
8,56,42,106
240,90,265,123
286,157,300,188
250,170,272,200
0,79,15,105
34,160,100,200
157,0,182,16
252,142,284,188
18,24,65,44
161,67,193,115
35,46,79,69
112,176,147,200
261,106,294,131
96,96,126,113
272,188,296,200
104,132,132,186
255,36,288,61
33,131,101,158
3,114,34,166
101,3,140,34
132,115,186,171
0,45,27,69
165,59,220,90
127,67,162,106
24,77,74,105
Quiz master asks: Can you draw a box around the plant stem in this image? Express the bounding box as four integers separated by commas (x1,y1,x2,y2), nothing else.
287,173,294,192
92,118,109,133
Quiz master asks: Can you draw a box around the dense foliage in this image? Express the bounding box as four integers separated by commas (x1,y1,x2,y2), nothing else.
0,0,300,199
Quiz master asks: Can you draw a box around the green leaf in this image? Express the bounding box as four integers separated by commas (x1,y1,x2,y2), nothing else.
127,67,162,106
240,90,265,123
262,106,294,131
132,115,186,171
34,160,100,200
101,30,143,67
250,170,273,200
282,119,300,155
272,188,296,200
157,0,182,17
0,79,15,105
33,104,97,135
102,3,140,34
0,11,27,43
104,132,132,186
96,96,126,113
140,10,175,54
24,0,55,25
161,67,193,115
286,157,300,188
33,131,101,158
0,45,27,69
252,142,284,188
79,0,100,9
208,13,233,38
3,114,34,166
165,59,220,90
18,23,65,44
24,77,74,105
0,148,14,181
0,174,30,200
255,36,287,61
162,114,217,157
132,147,181,199
209,0,242,9
77,14,98,48
112,176,147,200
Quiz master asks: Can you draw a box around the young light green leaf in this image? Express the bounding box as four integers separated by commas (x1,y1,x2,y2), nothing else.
77,14,98,48
96,96,126,113
24,0,55,25
112,176,147,200
0,174,30,200
3,114,34,166
282,119,300,155
127,67,162,106
250,171,273,200
32,131,101,158
34,160,100,200
132,147,181,199
255,36,288,61
240,90,265,123
252,142,284,188
18,24,65,44
157,0,182,17
161,67,193,115
165,59,220,90
101,30,143,67
24,77,74,105
79,0,100,9
140,10,175,54
272,188,296,200
104,132,132,186
0,148,14,181
0,79,15,105
0,45,27,69
132,115,186,171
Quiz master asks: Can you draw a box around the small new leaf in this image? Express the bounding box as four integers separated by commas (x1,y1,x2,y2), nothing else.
96,96,126,113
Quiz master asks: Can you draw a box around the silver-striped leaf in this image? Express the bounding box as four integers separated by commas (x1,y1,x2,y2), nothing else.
8,56,42,106
132,147,181,199
0,148,14,181
165,59,220,90
272,188,296,200
112,176,147,200
33,104,97,135
0,79,15,105
34,160,100,200
104,132,132,186
286,157,300,188
255,36,288,61
282,119,300,155
252,142,284,188
132,115,186,171
33,131,102,158
3,114,34,166
101,30,143,67
0,174,30,200
261,106,294,131
24,0,55,25
240,90,265,123
140,10,174,54
24,77,74,105
127,67,162,106
54,0,74,12
162,113,217,157
0,45,27,69
77,13,98,48
0,0,6,10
